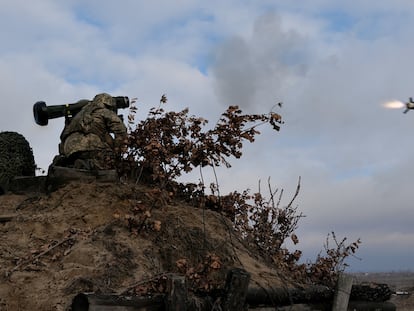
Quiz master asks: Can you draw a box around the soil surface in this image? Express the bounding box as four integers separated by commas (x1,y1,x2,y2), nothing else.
0,180,293,311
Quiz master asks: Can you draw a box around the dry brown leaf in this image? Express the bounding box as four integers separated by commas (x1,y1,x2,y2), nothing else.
291,234,299,245
153,220,161,231
176,258,187,269
210,260,221,269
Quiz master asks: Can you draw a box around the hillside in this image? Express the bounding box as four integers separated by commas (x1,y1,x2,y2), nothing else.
0,179,296,310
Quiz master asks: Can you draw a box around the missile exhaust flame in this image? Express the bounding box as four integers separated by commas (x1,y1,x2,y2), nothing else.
383,100,405,109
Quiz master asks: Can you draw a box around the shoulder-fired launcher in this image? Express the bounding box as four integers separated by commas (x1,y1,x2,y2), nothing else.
33,96,130,126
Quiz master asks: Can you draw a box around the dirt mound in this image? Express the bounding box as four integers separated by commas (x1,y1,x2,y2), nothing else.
0,180,292,311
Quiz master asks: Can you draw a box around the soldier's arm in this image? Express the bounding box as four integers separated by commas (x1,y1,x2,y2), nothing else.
104,110,128,151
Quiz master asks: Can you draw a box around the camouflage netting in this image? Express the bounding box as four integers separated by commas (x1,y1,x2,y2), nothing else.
0,131,36,194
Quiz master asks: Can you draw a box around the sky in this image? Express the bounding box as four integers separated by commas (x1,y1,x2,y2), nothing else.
1,0,414,272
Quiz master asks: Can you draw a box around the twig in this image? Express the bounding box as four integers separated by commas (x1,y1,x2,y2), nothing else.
52,191,71,210
6,235,77,277
117,272,173,295
15,196,40,210
287,176,301,207
209,161,241,266
266,177,279,208
276,188,283,208
199,166,207,250
137,190,164,234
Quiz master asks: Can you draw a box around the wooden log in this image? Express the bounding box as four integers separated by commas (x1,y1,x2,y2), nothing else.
48,166,118,182
165,275,187,311
221,268,251,311
253,304,331,311
347,301,396,311
350,283,392,302
332,273,354,311
0,214,16,223
70,293,164,311
69,280,394,310
0,175,9,194
246,285,334,307
246,281,393,308
8,176,47,194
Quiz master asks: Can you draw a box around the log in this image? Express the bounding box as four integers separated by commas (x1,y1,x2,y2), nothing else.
332,273,353,311
0,177,8,194
8,176,47,194
246,285,334,307
48,166,118,182
166,275,187,311
347,301,396,311
70,278,394,310
222,268,251,311
70,293,164,311
0,214,16,223
350,283,393,302
246,301,396,311
246,281,393,307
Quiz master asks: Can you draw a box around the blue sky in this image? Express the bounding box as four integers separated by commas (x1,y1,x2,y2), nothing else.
1,0,414,272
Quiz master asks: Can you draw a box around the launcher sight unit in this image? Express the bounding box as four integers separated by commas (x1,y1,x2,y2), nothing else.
33,96,130,126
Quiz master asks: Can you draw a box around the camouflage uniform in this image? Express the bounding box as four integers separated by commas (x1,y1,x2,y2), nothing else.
59,93,127,170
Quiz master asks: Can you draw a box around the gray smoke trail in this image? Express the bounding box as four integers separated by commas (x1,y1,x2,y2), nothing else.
211,12,310,110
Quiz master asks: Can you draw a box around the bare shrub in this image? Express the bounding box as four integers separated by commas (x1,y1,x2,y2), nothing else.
120,96,361,287
120,96,283,186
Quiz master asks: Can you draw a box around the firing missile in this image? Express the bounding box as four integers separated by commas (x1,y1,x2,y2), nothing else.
404,97,414,113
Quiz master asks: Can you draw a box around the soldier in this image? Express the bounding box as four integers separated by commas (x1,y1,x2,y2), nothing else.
59,93,127,170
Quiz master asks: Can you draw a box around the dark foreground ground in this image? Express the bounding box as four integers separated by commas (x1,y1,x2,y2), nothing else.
352,271,414,310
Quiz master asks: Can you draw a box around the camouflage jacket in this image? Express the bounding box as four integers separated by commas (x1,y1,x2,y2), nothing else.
60,101,127,157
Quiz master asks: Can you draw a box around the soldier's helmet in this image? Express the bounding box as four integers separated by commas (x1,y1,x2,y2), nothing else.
93,93,115,108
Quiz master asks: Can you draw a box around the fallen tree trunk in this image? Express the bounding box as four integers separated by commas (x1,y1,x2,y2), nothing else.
333,273,353,311
71,293,165,311
70,270,394,311
350,283,393,302
70,284,394,311
222,268,251,311
348,301,396,311
251,301,396,311
0,214,15,223
246,285,334,307
70,286,334,311
246,282,394,308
